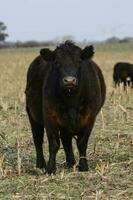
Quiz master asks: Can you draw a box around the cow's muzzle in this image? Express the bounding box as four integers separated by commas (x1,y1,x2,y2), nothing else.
63,76,77,89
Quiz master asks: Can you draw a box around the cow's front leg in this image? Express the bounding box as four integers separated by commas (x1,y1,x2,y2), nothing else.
77,119,95,171
60,129,76,168
77,132,89,171
46,127,60,174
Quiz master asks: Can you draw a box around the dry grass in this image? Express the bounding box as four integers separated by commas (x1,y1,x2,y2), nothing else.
0,44,133,200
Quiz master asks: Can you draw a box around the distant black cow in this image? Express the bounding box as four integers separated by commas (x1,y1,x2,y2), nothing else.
25,41,106,174
113,62,133,90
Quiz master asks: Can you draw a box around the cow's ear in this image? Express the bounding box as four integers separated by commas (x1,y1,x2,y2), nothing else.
40,48,55,61
81,45,94,60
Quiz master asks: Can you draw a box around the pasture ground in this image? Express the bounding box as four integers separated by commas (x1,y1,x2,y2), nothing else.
0,43,133,200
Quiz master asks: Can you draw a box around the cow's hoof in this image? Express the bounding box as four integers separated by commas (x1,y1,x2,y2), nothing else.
46,162,56,175
78,160,88,171
36,158,46,170
46,167,56,175
66,159,76,168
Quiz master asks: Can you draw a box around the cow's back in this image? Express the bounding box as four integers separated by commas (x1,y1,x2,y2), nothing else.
113,62,130,81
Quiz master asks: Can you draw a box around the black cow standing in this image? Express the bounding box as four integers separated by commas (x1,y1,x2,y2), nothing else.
25,41,106,174
113,62,133,90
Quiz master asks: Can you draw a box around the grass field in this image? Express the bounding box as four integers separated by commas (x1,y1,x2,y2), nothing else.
0,43,133,200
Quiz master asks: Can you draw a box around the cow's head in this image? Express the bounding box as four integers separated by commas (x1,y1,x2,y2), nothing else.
40,41,94,93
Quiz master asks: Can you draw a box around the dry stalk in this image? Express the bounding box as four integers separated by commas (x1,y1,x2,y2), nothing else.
93,141,97,155
131,137,133,152
100,109,105,130
118,104,128,121
112,88,118,121
60,168,65,180
0,155,5,179
95,190,103,200
115,133,120,152
0,97,9,112
96,163,107,176
16,137,21,175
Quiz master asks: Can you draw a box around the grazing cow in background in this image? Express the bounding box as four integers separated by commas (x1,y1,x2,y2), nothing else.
25,41,106,174
113,62,133,90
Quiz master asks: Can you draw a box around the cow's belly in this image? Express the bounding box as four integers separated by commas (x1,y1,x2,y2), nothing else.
26,93,43,124
45,106,96,132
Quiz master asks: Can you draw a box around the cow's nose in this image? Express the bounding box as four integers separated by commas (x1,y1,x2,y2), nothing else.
63,76,77,86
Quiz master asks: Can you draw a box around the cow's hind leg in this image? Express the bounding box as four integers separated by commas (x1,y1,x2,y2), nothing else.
130,77,133,88
60,130,76,168
123,80,127,91
27,108,46,170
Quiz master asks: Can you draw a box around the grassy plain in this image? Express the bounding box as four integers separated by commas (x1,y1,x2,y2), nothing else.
0,43,133,199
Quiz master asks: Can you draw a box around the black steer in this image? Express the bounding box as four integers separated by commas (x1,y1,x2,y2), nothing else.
113,62,133,90
25,41,106,174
